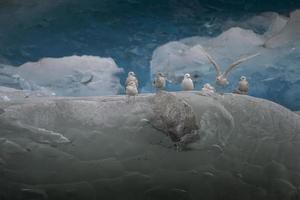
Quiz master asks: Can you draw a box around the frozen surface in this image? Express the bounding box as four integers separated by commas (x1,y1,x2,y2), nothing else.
0,56,124,96
0,91,300,200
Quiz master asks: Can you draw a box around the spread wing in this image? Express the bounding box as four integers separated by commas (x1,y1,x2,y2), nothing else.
223,53,260,78
203,51,222,77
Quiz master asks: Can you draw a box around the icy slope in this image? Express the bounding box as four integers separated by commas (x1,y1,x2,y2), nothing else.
0,91,300,200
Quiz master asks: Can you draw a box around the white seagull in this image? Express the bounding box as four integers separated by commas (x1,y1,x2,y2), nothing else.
201,83,215,93
181,73,194,91
203,50,259,85
125,81,138,103
153,72,166,91
125,71,138,87
235,76,249,94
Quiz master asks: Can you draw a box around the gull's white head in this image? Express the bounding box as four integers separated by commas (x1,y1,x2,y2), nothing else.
240,76,247,81
128,71,135,76
184,73,191,79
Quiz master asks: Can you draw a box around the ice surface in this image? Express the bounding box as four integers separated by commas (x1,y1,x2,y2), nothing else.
0,92,300,199
264,10,300,48
0,56,124,96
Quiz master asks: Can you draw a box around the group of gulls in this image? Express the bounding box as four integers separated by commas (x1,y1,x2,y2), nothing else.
125,51,259,101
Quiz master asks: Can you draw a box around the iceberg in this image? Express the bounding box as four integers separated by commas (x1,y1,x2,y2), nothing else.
0,55,124,96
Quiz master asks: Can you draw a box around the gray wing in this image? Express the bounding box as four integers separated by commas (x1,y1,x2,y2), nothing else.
203,51,222,77
224,53,260,78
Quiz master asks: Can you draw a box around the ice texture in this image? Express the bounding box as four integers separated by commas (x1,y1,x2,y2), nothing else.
0,56,124,96
264,10,300,48
0,92,300,200
151,9,300,110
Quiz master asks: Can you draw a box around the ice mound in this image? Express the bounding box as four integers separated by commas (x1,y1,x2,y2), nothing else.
1,92,300,199
0,55,124,96
150,9,300,110
211,27,264,48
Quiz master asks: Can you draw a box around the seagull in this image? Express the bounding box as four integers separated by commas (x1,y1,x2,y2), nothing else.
235,76,249,95
125,71,138,87
181,73,194,91
153,72,166,91
203,50,259,85
201,83,215,93
125,81,138,103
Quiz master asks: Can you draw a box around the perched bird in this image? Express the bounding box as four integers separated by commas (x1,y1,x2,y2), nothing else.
125,81,138,103
201,83,215,93
203,50,259,85
125,71,138,87
181,73,194,91
153,72,166,91
235,76,249,95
